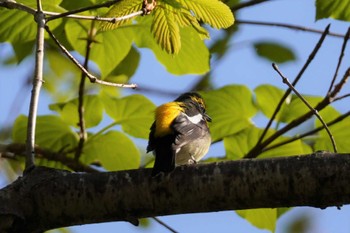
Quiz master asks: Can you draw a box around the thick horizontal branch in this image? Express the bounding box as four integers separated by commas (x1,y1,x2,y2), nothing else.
1,152,350,232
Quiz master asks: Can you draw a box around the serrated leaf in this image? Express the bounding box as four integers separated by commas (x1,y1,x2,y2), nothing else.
83,131,140,171
151,4,181,54
316,0,350,21
236,209,277,233
49,95,103,128
100,0,143,30
65,20,134,77
201,85,257,141
12,115,78,151
103,94,156,139
223,126,312,159
254,41,296,63
134,18,210,74
177,0,234,29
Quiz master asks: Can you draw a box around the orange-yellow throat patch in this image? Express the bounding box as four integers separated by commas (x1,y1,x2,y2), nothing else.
154,102,183,137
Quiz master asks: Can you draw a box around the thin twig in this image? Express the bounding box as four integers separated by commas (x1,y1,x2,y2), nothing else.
45,10,144,22
46,0,119,21
236,19,345,38
264,110,350,152
231,0,272,12
333,93,350,102
0,0,36,14
272,63,337,152
75,23,95,161
327,27,350,95
45,25,137,89
329,67,350,99
245,24,331,158
25,6,46,171
152,217,178,233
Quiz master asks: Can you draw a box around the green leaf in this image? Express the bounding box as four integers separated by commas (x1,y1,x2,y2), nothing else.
83,131,140,171
316,0,350,21
134,19,210,74
201,85,257,141
223,126,312,159
177,0,234,29
151,3,181,54
314,108,350,152
279,96,323,123
254,84,288,121
12,115,78,151
254,41,296,63
65,20,134,77
49,95,104,128
0,0,64,62
236,208,277,233
103,94,156,139
100,0,143,30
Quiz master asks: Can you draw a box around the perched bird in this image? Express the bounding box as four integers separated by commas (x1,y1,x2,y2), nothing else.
147,92,211,176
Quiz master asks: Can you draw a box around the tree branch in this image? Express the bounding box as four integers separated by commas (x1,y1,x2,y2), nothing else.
25,7,46,170
2,153,350,232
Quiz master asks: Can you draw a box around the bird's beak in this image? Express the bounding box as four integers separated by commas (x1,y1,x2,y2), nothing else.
204,113,212,122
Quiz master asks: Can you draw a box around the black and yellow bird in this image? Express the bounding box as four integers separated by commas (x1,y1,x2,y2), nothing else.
147,92,211,176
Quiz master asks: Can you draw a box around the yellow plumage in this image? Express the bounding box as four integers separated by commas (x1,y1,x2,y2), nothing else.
154,102,183,137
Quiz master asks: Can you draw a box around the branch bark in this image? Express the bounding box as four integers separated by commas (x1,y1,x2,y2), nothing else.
1,152,350,232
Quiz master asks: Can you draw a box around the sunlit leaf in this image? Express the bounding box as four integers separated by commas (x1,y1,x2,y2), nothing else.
103,94,156,139
178,0,234,29
201,85,257,141
223,126,312,159
12,115,78,151
49,95,104,128
254,84,288,121
236,208,277,233
314,108,350,152
316,0,350,21
254,41,296,63
100,0,143,30
82,131,140,171
65,20,134,77
151,3,181,54
134,18,210,74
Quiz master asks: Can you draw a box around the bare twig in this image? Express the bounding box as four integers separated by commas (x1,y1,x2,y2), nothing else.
245,24,331,158
25,5,46,171
333,93,350,102
231,0,271,12
329,67,350,99
44,26,137,89
46,0,119,21
75,23,95,161
152,217,178,233
264,110,350,152
327,27,350,95
235,20,345,38
45,10,143,23
0,0,36,14
272,63,337,152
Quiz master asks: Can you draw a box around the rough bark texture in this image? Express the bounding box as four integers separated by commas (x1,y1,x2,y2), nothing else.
1,152,350,232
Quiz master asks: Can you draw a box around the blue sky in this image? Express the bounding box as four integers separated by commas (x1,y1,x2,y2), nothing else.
1,0,350,232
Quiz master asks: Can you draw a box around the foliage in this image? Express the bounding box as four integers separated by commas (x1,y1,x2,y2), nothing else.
0,0,350,232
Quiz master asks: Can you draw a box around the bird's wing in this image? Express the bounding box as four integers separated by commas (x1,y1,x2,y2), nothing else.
172,112,204,149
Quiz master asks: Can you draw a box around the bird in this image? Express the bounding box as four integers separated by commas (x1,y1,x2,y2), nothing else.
147,92,211,176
